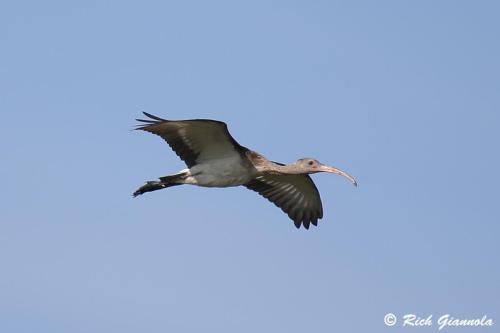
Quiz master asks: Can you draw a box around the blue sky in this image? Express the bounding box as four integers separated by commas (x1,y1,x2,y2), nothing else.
1,1,499,332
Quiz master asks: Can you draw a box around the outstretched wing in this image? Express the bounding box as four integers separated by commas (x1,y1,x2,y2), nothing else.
245,173,324,229
135,112,248,167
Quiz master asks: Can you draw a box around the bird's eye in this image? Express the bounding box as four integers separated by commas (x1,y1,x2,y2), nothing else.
308,161,314,166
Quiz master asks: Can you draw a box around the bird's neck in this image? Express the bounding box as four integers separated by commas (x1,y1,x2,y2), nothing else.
266,162,302,175
245,151,302,175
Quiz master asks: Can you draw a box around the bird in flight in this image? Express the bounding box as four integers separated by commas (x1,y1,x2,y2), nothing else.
133,112,356,229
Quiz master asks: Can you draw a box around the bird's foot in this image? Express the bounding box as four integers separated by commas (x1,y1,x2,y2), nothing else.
133,181,166,197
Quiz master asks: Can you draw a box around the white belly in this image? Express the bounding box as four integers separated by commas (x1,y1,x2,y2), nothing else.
188,157,256,187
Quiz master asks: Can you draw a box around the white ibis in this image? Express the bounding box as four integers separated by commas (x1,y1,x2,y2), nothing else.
133,112,356,229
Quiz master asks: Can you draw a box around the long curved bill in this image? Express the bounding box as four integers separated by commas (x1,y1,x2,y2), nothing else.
320,165,357,187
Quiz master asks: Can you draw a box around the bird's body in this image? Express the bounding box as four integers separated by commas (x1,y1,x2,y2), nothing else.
186,155,256,187
133,112,356,229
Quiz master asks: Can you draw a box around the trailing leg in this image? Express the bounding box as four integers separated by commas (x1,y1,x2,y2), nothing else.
133,180,181,197
133,171,188,197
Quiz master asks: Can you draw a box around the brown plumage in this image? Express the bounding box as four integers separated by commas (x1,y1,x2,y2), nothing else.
134,112,356,229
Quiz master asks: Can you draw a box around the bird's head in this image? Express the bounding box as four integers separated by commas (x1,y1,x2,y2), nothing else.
296,158,357,186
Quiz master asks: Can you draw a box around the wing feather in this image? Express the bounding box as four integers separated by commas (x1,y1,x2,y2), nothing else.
135,112,248,167
245,173,324,229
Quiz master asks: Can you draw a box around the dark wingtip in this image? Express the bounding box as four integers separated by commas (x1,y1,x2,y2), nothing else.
134,112,164,130
133,124,148,131
142,112,166,121
135,118,156,123
294,220,301,229
134,112,167,127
